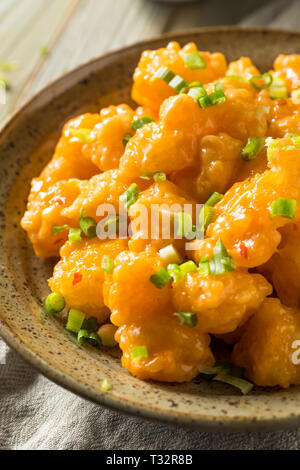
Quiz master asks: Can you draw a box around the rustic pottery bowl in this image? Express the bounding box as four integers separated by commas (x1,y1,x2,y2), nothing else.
1,27,300,432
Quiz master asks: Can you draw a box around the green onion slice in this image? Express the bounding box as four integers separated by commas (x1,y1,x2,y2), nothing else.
188,81,204,88
209,83,226,105
169,75,189,94
101,255,115,274
66,309,85,334
213,370,253,395
140,171,152,180
88,332,102,348
199,205,214,231
53,225,71,235
270,198,297,220
150,267,171,289
82,316,99,332
131,346,148,361
79,215,97,238
151,67,175,84
167,264,184,282
70,128,94,143
184,52,206,70
179,260,198,275
101,379,112,392
153,172,167,182
45,293,65,316
270,76,289,99
249,73,273,90
175,212,194,238
158,244,183,266
131,117,154,131
123,134,133,147
77,329,90,344
176,311,198,328
291,89,300,105
285,133,300,149
224,75,246,82
68,228,82,243
209,240,235,275
198,257,210,277
205,192,223,207
120,183,140,211
242,137,265,161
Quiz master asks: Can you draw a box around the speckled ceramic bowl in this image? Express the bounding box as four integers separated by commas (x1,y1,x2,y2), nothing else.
1,27,300,432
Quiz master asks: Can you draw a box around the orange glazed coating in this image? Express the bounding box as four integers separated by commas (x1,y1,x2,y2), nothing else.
273,54,300,91
116,315,214,382
49,238,128,322
132,41,227,113
103,248,173,326
190,139,300,268
233,298,300,388
128,180,195,253
172,271,272,334
21,179,81,258
226,57,260,79
259,223,300,308
268,98,300,138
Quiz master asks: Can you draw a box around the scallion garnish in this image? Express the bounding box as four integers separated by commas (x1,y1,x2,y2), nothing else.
70,128,94,143
79,215,97,238
249,73,273,90
167,264,184,282
82,316,99,332
179,260,198,275
184,52,206,70
188,83,226,108
53,225,72,235
176,311,198,328
0,60,18,72
150,267,171,289
120,183,140,211
169,75,188,94
199,205,214,231
205,192,223,207
153,172,167,182
66,309,85,334
77,329,90,344
291,89,300,105
285,133,300,149
270,198,297,220
140,171,152,180
151,67,175,84
101,255,115,275
199,257,210,277
45,293,66,316
131,346,148,361
209,83,226,105
224,75,246,82
158,244,183,266
101,379,112,392
103,215,120,233
188,81,204,88
68,228,82,243
0,77,9,91
123,134,133,147
175,212,193,238
213,370,253,395
270,76,288,99
266,137,280,162
209,240,235,275
131,117,154,131
87,332,102,348
242,137,265,161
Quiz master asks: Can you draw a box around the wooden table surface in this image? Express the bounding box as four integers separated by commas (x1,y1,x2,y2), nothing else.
1,0,299,125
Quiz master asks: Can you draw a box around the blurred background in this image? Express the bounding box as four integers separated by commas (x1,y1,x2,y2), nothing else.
1,0,298,125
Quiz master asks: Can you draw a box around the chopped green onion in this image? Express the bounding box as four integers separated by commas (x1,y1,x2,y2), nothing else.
180,260,198,275
184,52,206,70
175,212,193,238
270,198,297,220
88,332,102,348
291,89,300,105
188,81,204,88
101,255,115,274
224,75,246,82
169,75,188,94
167,263,184,282
177,311,198,328
213,370,253,395
82,317,99,332
53,225,71,235
101,379,112,392
150,267,171,289
289,134,300,149
0,60,18,71
205,192,223,207
103,215,120,233
158,244,183,266
131,346,148,361
199,364,224,376
270,76,288,99
209,83,226,105
266,137,280,161
151,67,175,84
66,309,85,334
153,172,166,182
199,257,210,277
242,137,265,161
132,117,154,131
123,134,133,147
209,240,235,275
199,205,214,231
77,329,90,344
68,228,82,243
140,171,152,180
0,77,9,91
120,183,139,211
45,293,66,316
187,86,207,102
70,128,94,143
249,73,273,90
79,215,97,238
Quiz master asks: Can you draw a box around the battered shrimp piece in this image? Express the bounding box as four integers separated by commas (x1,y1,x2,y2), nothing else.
268,98,300,137
116,314,214,382
172,271,272,334
171,133,244,202
259,223,300,308
21,179,81,258
233,298,300,388
190,139,300,268
132,41,227,113
49,238,128,321
40,114,101,186
226,57,260,79
103,247,173,326
128,180,195,252
273,54,300,91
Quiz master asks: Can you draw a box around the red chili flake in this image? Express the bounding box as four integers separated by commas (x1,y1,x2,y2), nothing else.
54,197,66,206
73,272,82,286
239,243,248,259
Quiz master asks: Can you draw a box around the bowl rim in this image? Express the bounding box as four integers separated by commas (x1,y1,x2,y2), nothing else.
2,25,300,432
